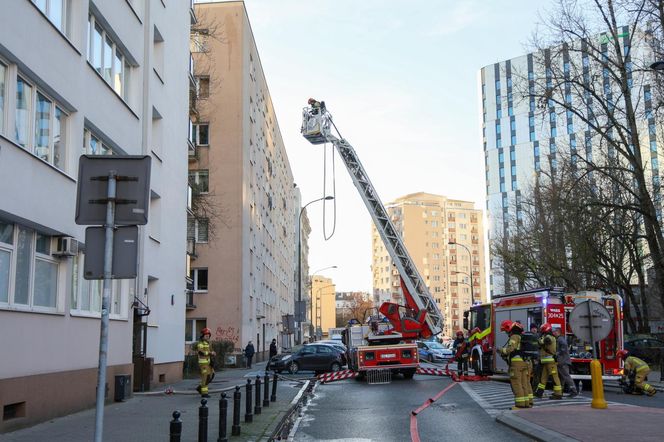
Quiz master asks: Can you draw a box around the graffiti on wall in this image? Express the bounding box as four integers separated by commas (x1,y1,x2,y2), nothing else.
216,326,239,344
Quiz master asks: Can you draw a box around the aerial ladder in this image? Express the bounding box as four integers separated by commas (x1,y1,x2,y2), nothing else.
302,100,444,379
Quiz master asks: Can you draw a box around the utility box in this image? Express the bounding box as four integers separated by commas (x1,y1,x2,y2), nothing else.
114,375,132,402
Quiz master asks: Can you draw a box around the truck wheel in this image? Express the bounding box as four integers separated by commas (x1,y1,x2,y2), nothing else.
472,351,481,375
403,368,416,379
355,371,366,381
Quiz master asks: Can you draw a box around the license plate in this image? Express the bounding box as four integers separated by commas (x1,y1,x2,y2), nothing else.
381,353,396,359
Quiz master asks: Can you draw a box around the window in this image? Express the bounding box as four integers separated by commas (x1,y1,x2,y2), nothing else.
188,218,209,243
189,170,209,193
192,123,209,146
191,29,209,53
192,268,208,292
185,318,207,343
196,76,210,98
70,252,129,318
32,0,68,34
0,62,5,134
13,75,68,169
84,128,113,155
0,221,61,312
87,15,130,100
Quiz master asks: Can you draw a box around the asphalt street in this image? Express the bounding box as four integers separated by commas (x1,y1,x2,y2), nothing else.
289,373,531,442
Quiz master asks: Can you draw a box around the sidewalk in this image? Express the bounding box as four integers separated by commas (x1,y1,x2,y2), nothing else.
497,405,664,442
2,362,308,441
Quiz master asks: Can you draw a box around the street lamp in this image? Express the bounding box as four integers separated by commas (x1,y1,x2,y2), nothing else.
448,241,474,305
297,196,334,343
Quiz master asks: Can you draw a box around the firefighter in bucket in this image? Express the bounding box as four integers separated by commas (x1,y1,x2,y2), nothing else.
499,320,533,409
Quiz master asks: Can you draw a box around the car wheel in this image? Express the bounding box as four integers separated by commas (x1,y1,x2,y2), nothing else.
330,362,341,372
428,354,434,363
288,361,299,374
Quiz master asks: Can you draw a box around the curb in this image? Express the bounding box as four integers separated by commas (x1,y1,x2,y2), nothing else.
495,411,579,442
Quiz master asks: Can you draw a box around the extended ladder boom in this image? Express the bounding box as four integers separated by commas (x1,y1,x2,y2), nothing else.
301,101,443,336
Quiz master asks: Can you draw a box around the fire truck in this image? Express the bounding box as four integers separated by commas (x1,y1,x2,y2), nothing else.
301,100,444,379
464,287,624,380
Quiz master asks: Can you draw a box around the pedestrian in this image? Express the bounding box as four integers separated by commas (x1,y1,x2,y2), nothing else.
553,326,578,397
244,340,256,368
499,320,531,409
269,338,278,360
535,323,562,399
195,327,216,398
452,330,469,377
618,350,657,396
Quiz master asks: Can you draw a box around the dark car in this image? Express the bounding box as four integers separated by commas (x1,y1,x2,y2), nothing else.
624,337,664,364
268,344,344,374
313,342,347,365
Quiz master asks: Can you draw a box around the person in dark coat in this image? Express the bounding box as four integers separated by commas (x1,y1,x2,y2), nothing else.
244,341,256,368
269,339,278,359
553,327,578,397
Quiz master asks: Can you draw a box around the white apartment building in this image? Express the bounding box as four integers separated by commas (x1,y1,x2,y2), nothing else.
0,0,190,431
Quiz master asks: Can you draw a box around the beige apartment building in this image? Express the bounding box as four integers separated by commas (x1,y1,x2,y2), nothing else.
186,1,297,358
371,192,486,338
311,275,336,339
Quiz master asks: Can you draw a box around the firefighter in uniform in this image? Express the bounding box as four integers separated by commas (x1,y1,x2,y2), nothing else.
453,330,469,377
195,327,216,398
618,350,657,396
499,320,532,409
535,323,562,399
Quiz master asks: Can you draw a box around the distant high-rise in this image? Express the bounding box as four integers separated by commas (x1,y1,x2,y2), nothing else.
371,192,486,337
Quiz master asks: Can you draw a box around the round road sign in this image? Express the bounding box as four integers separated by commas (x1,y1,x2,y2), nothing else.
568,300,612,343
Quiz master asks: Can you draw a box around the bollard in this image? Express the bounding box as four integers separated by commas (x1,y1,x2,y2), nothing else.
263,372,270,407
232,386,241,436
254,375,262,415
271,372,277,402
198,398,208,442
590,359,608,409
170,411,182,442
245,379,253,423
217,392,228,442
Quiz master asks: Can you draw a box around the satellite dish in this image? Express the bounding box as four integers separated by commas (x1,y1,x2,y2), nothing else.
568,300,612,344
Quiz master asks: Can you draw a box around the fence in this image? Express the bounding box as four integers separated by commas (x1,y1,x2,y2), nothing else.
169,372,279,442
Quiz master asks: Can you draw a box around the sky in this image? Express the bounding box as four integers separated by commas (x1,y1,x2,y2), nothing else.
209,0,545,292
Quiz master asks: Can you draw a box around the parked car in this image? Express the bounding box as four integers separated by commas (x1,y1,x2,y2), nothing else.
417,340,454,363
268,344,344,374
624,337,664,364
310,341,347,365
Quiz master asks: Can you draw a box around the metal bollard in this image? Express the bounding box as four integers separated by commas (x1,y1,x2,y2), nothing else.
198,398,208,442
170,410,182,442
217,392,228,442
271,372,277,402
263,372,270,407
254,375,262,415
232,386,241,436
245,379,253,423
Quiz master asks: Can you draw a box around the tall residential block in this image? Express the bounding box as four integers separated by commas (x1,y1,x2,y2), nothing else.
480,26,660,296
311,275,336,339
0,0,190,431
186,1,297,359
371,192,486,337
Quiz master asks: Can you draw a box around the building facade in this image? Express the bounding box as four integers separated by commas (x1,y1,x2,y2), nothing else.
0,0,190,431
311,275,336,339
480,26,661,298
371,192,486,337
186,1,297,359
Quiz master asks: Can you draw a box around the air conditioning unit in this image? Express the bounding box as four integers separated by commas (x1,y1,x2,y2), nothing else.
53,237,79,257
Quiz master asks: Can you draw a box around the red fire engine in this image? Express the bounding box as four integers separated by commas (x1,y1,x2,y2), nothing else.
301,100,445,379
464,287,624,380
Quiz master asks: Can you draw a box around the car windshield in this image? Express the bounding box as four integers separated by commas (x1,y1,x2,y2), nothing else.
427,342,444,349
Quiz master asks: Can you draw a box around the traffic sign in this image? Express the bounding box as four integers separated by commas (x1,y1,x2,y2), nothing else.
75,155,151,225
568,300,612,343
83,226,138,279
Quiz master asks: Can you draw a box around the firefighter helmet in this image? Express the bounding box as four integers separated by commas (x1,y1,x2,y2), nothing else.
456,330,464,337
510,321,524,332
200,327,212,337
617,349,629,360
540,323,552,334
500,320,513,332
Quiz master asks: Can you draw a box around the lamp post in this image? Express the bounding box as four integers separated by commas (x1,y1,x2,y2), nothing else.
448,241,474,305
297,196,333,344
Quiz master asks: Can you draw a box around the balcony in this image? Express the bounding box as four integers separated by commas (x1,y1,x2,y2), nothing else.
187,120,197,160
186,290,196,310
189,0,197,25
187,238,197,258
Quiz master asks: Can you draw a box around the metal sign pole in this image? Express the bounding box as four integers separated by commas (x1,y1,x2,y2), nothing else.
94,171,117,442
587,300,595,359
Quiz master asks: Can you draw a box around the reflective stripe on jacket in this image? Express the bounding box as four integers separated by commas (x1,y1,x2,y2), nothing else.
500,333,522,362
539,334,556,363
196,341,211,365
